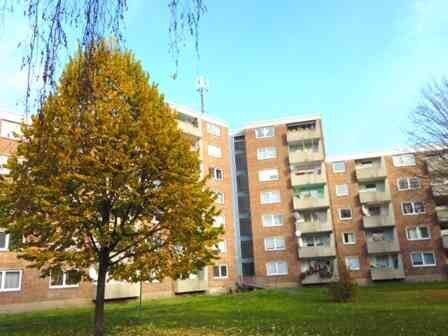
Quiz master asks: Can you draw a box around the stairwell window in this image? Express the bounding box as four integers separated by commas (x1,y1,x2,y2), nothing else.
332,161,346,173
213,264,228,279
410,251,436,267
260,190,281,204
264,236,286,251
207,145,222,158
406,225,430,240
392,154,416,167
258,168,279,182
0,270,22,292
397,177,420,191
209,167,224,181
255,126,275,138
339,208,352,220
262,214,284,227
0,229,9,251
266,261,288,276
257,147,277,160
49,270,81,289
335,184,349,196
402,201,425,215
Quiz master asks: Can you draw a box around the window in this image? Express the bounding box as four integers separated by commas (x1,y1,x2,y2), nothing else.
262,214,284,227
410,251,436,267
257,147,277,160
209,167,224,181
406,226,430,240
397,177,420,191
50,270,80,288
264,236,286,251
207,145,222,158
217,240,227,253
345,256,360,271
258,168,279,182
266,261,288,276
0,230,9,251
206,123,221,136
215,191,225,204
332,161,346,173
0,121,21,139
0,270,22,292
342,232,356,245
339,208,352,220
392,154,416,167
260,190,281,204
255,126,275,138
0,155,9,175
335,184,349,196
213,216,225,228
213,264,228,278
402,201,425,215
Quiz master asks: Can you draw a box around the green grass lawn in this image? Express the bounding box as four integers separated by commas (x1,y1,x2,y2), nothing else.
1,282,448,336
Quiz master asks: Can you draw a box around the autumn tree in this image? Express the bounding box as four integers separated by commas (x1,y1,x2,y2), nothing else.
0,42,221,336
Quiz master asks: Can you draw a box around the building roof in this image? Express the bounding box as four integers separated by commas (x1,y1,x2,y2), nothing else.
168,102,228,128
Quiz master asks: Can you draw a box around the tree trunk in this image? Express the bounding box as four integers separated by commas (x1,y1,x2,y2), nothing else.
94,253,108,336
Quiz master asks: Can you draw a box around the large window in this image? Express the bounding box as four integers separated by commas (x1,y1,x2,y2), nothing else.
213,264,228,279
0,230,9,251
392,154,416,167
207,145,222,158
0,270,22,292
258,168,279,182
50,270,81,288
397,177,420,191
257,147,277,160
406,226,430,240
206,123,221,136
332,161,346,173
255,126,275,138
345,256,360,271
260,190,281,204
410,251,436,267
401,201,425,215
262,214,284,227
264,236,286,251
266,261,288,276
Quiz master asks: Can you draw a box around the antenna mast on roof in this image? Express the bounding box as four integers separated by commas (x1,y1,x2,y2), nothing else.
196,76,208,114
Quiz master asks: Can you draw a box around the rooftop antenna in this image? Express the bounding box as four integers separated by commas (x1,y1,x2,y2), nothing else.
196,76,208,114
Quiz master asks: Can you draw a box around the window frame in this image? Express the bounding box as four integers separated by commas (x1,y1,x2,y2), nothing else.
264,236,286,251
261,214,284,227
49,270,81,289
266,261,288,276
335,184,349,197
345,256,361,271
0,230,10,251
210,167,224,181
406,225,431,241
392,154,416,167
206,123,221,136
410,251,436,267
258,168,280,182
339,208,353,220
256,147,277,160
397,177,421,191
0,269,23,292
212,264,229,279
207,144,222,158
342,232,356,245
213,215,225,228
260,190,281,204
332,161,346,173
255,126,275,139
215,191,225,204
401,201,425,215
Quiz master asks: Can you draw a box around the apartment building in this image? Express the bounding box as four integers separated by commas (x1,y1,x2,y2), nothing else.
232,116,448,286
0,106,237,311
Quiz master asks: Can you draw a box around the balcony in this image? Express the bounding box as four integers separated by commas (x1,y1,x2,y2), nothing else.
301,259,339,285
289,150,325,164
175,278,208,293
363,215,395,229
367,238,400,254
293,193,330,210
291,167,326,186
298,244,336,259
436,206,448,223
355,165,386,182
359,189,391,204
287,123,321,143
371,265,405,281
177,120,202,138
431,183,448,197
298,218,333,234
442,231,448,249
92,281,140,300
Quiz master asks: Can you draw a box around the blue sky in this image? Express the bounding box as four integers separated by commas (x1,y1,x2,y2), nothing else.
1,0,448,156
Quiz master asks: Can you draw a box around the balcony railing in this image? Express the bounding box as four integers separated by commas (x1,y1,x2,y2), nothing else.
287,124,321,143
359,189,391,204
291,167,326,186
298,219,333,233
175,278,208,293
367,238,400,254
432,183,448,197
177,120,202,138
92,281,140,300
442,233,448,249
293,193,330,210
298,244,336,259
436,206,448,223
370,264,405,280
363,215,395,229
355,164,386,182
301,259,339,285
288,150,325,164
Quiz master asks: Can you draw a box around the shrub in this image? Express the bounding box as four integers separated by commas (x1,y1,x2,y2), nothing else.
328,256,358,302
